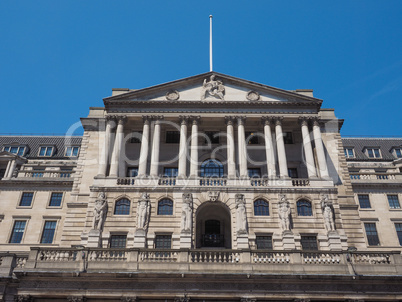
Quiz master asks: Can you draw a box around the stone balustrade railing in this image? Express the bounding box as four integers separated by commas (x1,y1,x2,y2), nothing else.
199,178,227,186
350,173,400,180
18,170,74,179
292,178,310,186
158,177,176,186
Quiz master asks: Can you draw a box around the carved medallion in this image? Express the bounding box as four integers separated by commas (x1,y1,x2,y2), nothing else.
208,191,220,202
246,90,260,101
165,90,180,101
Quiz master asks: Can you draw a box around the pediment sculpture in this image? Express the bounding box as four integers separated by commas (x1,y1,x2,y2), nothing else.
201,75,225,101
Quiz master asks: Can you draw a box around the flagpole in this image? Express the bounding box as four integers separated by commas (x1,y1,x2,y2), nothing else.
209,15,213,72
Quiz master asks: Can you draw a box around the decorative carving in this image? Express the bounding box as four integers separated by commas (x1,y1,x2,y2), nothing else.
121,297,136,302
92,192,108,231
208,191,220,202
246,90,260,101
174,295,190,302
14,296,32,302
181,193,193,233
201,75,225,101
137,193,151,230
67,297,86,302
165,90,180,101
278,194,291,232
321,195,335,232
235,193,247,235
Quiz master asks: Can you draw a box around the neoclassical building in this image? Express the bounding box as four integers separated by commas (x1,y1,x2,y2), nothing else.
0,72,401,301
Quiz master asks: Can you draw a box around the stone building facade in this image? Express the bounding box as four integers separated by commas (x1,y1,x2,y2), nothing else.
0,72,401,301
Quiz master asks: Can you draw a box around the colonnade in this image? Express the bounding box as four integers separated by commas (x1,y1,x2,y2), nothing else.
98,115,329,179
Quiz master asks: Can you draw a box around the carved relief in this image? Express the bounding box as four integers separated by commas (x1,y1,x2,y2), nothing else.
174,295,190,302
201,75,225,101
278,194,291,232
137,193,151,230
165,90,180,101
246,90,260,101
181,193,193,233
321,194,335,232
67,297,86,302
208,191,220,202
92,192,108,231
236,193,247,235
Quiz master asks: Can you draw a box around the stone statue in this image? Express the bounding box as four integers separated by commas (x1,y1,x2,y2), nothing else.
201,75,225,101
92,192,108,231
137,193,150,230
181,193,193,233
278,194,291,232
235,193,247,234
321,195,335,232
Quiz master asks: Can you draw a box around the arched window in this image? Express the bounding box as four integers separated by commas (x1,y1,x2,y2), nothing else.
158,199,173,215
200,159,224,177
114,198,130,215
254,199,269,216
297,200,312,216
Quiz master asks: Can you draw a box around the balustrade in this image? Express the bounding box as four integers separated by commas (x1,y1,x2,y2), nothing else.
302,252,341,264
191,250,239,263
88,249,127,261
158,177,176,186
199,178,227,186
117,178,135,185
38,249,78,262
20,171,73,179
139,250,178,262
292,178,310,186
351,252,391,264
252,252,290,264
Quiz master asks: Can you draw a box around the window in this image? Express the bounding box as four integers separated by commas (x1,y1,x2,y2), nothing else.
166,131,180,143
297,200,312,216
254,199,269,216
200,159,224,177
109,235,127,248
245,132,259,145
395,223,402,246
49,193,63,207
283,132,293,144
366,148,381,158
65,146,80,157
394,148,402,158
288,168,298,178
301,235,318,250
130,131,142,143
9,221,26,243
364,223,380,246
0,169,5,178
39,146,54,157
248,168,261,178
127,167,138,177
3,146,26,156
158,199,173,215
19,192,34,207
387,195,400,209
155,235,171,249
114,199,130,215
41,221,57,244
358,194,371,209
344,148,355,158
163,167,178,177
256,235,272,249
32,168,45,178
204,131,220,144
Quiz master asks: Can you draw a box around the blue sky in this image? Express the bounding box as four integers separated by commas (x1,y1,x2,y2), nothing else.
0,1,401,136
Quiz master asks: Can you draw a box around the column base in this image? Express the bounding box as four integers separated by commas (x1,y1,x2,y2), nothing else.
180,232,192,249
237,233,249,249
87,229,102,248
133,229,147,248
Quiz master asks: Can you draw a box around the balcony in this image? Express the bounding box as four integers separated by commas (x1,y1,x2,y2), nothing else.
350,173,402,185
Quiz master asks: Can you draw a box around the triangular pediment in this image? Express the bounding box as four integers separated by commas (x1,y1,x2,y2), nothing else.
104,72,322,108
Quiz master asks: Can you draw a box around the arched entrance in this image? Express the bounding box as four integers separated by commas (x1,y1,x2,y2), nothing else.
195,202,231,249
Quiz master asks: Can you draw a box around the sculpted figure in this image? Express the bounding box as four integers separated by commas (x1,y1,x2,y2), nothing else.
278,194,291,232
92,192,108,231
137,193,150,230
321,195,335,232
201,75,225,101
181,193,193,233
235,193,247,234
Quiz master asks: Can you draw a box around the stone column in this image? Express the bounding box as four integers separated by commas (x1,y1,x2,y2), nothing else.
189,116,200,177
313,119,329,178
98,117,115,177
4,160,12,179
299,117,317,178
138,116,151,177
237,116,248,178
6,159,17,178
109,116,126,177
274,117,289,178
150,116,164,177
178,116,189,178
262,117,276,178
225,116,236,178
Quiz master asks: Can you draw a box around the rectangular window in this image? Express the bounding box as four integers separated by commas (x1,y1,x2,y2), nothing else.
65,146,80,157
126,167,138,177
364,223,380,246
130,131,142,143
366,148,381,158
32,167,45,178
3,146,26,156
49,193,63,207
387,195,400,209
245,132,259,144
288,168,298,178
204,131,220,144
248,168,261,178
39,146,54,157
19,192,34,207
9,221,26,243
395,148,402,158
395,223,402,246
283,132,293,144
256,235,272,249
344,148,355,158
163,167,178,177
41,221,57,244
109,235,127,248
300,235,318,250
155,235,172,249
166,131,180,144
358,194,371,209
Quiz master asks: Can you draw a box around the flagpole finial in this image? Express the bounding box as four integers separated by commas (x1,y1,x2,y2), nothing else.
210,15,213,18
209,15,213,72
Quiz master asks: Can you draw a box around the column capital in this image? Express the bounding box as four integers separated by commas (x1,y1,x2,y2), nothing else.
151,115,164,124
235,116,247,125
106,115,117,122
261,116,275,125
312,117,322,126
190,115,201,125
179,115,191,125
225,116,236,125
273,116,284,126
116,115,127,125
142,115,153,124
298,116,310,127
